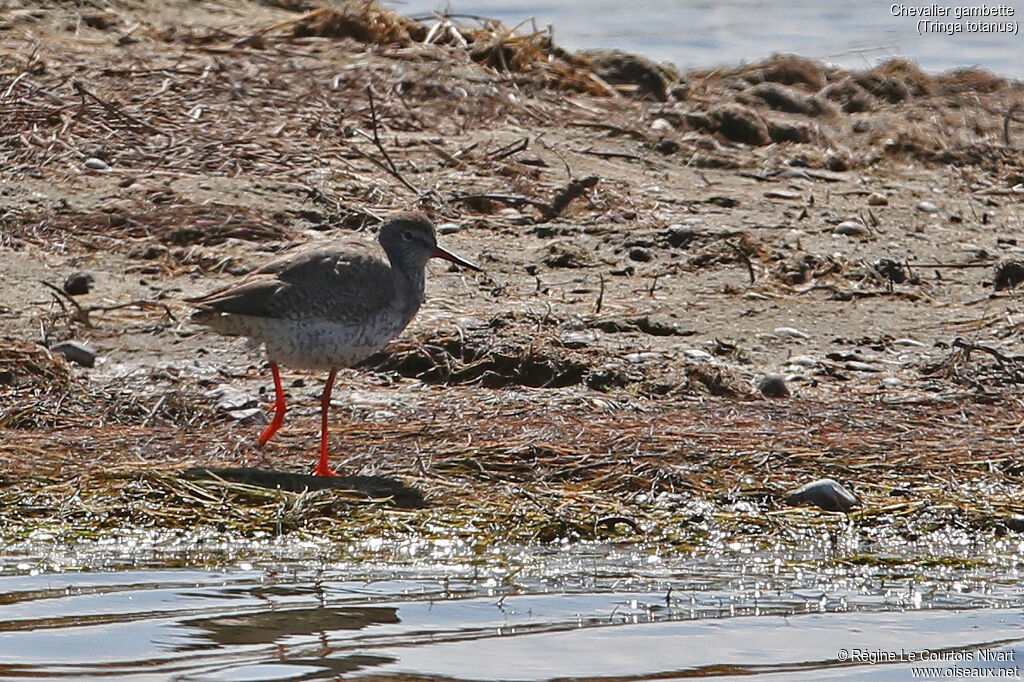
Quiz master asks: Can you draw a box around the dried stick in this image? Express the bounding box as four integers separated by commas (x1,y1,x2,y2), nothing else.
356,85,419,194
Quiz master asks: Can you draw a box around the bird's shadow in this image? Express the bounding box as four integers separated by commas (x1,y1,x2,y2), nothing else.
183,467,426,509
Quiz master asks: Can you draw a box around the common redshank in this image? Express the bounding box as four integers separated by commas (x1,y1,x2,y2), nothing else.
187,212,481,476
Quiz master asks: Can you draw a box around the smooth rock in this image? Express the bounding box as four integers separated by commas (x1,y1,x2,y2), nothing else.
833,220,868,236
774,326,811,340
63,271,94,296
561,331,597,349
664,225,695,247
83,157,109,171
49,341,97,367
867,192,888,206
844,361,883,372
757,373,791,398
917,200,940,213
785,478,859,512
764,190,802,201
628,247,652,262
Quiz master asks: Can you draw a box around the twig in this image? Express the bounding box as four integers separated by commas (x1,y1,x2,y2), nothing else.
952,338,1024,365
360,85,418,194
573,147,641,161
729,241,756,285
489,136,529,161
593,274,605,315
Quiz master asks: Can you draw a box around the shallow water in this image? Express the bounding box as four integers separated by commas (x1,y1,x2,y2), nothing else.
388,0,1024,77
3,538,1024,681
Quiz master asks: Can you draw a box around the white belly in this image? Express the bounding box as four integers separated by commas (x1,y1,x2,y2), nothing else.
245,318,405,370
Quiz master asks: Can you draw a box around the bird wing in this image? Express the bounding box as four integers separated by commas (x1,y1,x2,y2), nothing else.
187,242,398,323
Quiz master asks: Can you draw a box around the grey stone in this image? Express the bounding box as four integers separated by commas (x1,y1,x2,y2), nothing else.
49,341,97,368
785,478,858,512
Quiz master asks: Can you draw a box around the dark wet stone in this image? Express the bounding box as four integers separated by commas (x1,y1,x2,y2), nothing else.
63,271,95,296
757,373,790,398
785,478,859,513
664,225,696,248
628,247,652,262
49,340,96,367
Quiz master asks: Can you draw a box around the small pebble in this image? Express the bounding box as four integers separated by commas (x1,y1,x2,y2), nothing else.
832,220,868,237
917,200,940,213
893,338,925,347
844,360,882,372
664,225,695,247
436,222,460,235
62,271,94,296
628,247,652,262
774,326,810,340
83,157,109,171
867,193,888,206
786,355,818,368
757,373,790,398
560,331,597,349
49,341,97,368
764,190,802,201
880,377,903,388
624,352,662,363
650,118,673,132
785,478,859,513
682,349,713,361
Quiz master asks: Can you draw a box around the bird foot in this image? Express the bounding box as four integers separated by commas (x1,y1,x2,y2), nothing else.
312,465,338,477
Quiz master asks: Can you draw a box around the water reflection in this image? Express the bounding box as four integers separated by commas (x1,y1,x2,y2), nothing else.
2,540,1024,680
180,606,401,648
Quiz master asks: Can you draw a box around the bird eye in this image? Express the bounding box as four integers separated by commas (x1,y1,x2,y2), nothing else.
402,230,414,241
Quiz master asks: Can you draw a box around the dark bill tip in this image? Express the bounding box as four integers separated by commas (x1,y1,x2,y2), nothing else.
433,246,483,272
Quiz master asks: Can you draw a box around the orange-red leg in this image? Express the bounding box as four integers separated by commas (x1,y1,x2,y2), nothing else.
258,361,286,446
314,369,338,477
